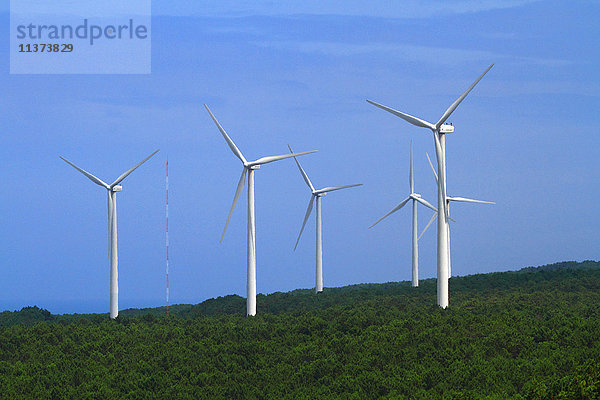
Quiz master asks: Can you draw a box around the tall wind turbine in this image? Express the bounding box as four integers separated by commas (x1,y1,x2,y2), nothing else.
419,153,495,278
289,145,362,293
60,150,160,319
367,63,494,308
369,141,437,287
205,105,316,316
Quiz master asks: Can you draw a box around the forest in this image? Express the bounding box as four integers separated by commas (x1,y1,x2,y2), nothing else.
0,260,598,399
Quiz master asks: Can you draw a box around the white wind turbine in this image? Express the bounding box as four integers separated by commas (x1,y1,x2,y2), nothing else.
369,141,437,287
205,105,316,316
289,145,362,293
367,63,494,308
60,150,160,319
418,153,495,278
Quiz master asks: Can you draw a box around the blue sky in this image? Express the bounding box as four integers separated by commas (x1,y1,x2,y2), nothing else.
1,1,599,314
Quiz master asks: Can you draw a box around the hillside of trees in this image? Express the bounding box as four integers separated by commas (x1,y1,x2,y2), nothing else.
0,260,598,399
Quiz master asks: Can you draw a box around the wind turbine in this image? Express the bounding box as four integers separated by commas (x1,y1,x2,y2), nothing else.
367,63,494,308
419,153,495,278
369,141,437,287
205,105,316,316
288,145,362,293
60,150,160,319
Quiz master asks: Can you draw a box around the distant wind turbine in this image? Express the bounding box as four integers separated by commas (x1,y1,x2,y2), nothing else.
60,150,160,319
205,105,316,316
419,152,495,278
367,63,494,308
369,141,437,287
289,145,362,293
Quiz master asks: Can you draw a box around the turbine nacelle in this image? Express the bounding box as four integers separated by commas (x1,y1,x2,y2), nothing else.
439,124,454,134
410,193,422,199
111,185,123,192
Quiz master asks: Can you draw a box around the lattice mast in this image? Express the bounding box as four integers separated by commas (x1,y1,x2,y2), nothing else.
166,159,169,315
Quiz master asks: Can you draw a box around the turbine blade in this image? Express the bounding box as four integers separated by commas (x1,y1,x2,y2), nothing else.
294,195,315,250
111,149,160,187
410,140,414,193
107,192,112,259
249,204,255,261
448,196,495,205
111,194,117,264
205,104,247,164
414,197,438,213
369,196,411,229
418,212,437,241
220,168,247,242
436,64,494,129
288,144,315,192
433,133,449,221
251,150,317,166
60,156,109,188
426,152,438,183
366,100,435,130
315,183,362,194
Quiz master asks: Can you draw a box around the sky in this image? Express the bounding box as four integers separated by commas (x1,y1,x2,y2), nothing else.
1,0,599,314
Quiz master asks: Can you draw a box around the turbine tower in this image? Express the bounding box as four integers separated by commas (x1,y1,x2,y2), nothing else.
419,153,495,278
60,150,160,319
288,145,362,293
205,105,316,316
367,63,493,308
369,141,437,287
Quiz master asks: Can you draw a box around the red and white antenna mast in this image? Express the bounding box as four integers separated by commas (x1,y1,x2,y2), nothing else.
166,159,169,315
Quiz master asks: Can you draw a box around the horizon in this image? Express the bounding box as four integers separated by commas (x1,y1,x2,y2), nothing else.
3,258,597,315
